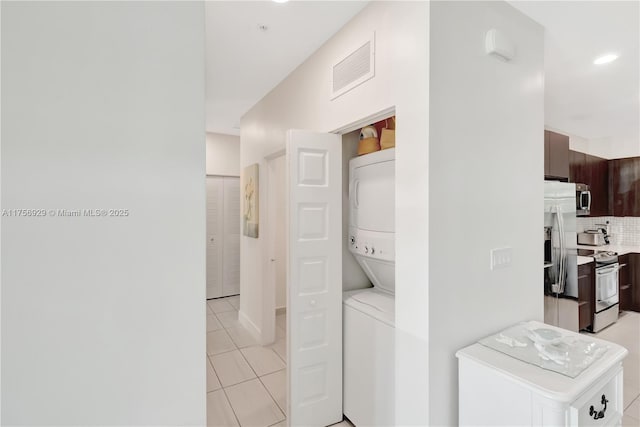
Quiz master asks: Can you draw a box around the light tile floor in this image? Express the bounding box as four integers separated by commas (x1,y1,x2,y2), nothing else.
206,296,354,427
589,310,640,425
210,297,639,426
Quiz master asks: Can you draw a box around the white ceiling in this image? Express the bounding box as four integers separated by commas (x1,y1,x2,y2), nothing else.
205,1,368,135
511,1,639,143
206,1,639,146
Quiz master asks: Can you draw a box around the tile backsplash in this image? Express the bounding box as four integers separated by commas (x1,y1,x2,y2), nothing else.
577,216,640,246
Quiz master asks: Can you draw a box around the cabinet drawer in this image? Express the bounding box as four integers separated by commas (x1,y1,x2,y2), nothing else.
578,263,593,277
570,368,623,426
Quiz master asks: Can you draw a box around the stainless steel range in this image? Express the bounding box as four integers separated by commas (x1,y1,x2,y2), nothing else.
592,251,620,332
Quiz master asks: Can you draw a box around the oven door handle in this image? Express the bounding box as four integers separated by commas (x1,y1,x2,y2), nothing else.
596,266,619,275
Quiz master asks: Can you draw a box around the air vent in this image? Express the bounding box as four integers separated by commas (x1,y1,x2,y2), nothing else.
330,33,375,100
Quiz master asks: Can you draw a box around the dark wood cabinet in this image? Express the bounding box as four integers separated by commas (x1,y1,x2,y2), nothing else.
577,263,594,331
609,157,640,217
544,131,550,177
619,254,632,312
544,130,569,180
569,150,586,183
568,150,610,216
589,155,610,216
631,254,640,312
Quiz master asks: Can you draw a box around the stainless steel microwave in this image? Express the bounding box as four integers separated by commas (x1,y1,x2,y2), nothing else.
576,183,591,216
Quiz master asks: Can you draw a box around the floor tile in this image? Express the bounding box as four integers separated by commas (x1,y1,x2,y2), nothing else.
208,314,224,332
270,338,286,363
627,396,640,420
227,325,259,348
210,350,256,387
268,421,286,427
260,369,286,414
225,378,285,427
227,295,240,310
625,383,640,409
208,299,236,314
207,329,237,355
241,346,286,377
207,356,222,392
207,389,239,427
217,310,241,329
593,311,640,411
330,419,355,426
622,414,640,426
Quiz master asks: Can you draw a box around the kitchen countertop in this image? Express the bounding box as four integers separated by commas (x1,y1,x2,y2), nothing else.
545,245,640,269
577,255,594,266
576,244,640,256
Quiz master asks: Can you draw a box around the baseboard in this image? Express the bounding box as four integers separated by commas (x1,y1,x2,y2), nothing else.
238,310,262,344
276,307,286,316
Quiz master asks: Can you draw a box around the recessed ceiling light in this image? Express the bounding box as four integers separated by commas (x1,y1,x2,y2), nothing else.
273,0,289,3
593,54,618,65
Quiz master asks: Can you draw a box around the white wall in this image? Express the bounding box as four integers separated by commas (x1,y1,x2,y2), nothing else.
206,132,240,176
240,2,429,423
555,127,640,160
584,136,640,159
1,2,205,424
342,130,372,291
428,2,544,425
271,155,287,310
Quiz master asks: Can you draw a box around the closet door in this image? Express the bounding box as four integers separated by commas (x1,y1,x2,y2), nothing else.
206,176,224,299
222,177,240,296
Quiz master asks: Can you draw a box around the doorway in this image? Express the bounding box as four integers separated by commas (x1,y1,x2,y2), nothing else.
264,149,287,346
269,153,287,332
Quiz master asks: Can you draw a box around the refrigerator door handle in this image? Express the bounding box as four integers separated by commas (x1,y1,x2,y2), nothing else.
557,204,566,294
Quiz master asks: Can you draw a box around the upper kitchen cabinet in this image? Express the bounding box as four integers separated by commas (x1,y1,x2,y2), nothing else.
569,150,610,217
610,157,640,216
544,130,569,180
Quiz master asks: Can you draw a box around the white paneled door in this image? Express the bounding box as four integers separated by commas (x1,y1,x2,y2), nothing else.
206,176,240,299
222,177,240,296
286,130,342,427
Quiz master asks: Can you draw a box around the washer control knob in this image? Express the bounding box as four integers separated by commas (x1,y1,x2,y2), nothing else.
350,236,355,245
364,246,369,254
370,247,375,255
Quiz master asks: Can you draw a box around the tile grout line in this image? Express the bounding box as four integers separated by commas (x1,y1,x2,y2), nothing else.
206,353,224,392
209,296,286,425
237,339,286,424
220,383,243,427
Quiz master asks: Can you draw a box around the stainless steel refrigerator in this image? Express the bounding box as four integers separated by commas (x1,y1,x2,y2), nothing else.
544,181,578,332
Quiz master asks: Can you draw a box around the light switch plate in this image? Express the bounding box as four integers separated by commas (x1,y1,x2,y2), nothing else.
491,247,512,270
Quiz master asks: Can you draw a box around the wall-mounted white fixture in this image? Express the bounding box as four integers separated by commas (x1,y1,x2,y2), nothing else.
593,53,618,65
485,28,515,62
330,32,375,100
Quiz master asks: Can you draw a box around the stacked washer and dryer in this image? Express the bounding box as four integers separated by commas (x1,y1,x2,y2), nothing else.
343,147,395,427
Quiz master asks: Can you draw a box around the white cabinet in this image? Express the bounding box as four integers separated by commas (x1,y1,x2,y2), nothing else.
206,176,240,299
457,321,628,426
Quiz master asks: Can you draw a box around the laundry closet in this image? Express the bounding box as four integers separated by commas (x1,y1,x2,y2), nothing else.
341,115,396,427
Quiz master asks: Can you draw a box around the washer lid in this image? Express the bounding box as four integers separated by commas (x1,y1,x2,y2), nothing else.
343,288,395,326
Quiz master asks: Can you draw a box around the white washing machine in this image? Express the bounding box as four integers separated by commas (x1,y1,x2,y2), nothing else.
343,288,395,427
344,148,395,426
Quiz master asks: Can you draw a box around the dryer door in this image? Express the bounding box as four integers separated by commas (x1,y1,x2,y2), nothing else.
350,158,395,233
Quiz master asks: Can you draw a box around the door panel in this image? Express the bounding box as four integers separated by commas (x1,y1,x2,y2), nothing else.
206,176,224,299
223,177,240,296
287,130,342,427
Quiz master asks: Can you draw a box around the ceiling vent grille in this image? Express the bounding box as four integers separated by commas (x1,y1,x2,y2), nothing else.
330,33,375,100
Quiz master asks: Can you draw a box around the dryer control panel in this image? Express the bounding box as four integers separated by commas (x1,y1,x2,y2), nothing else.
348,227,395,262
